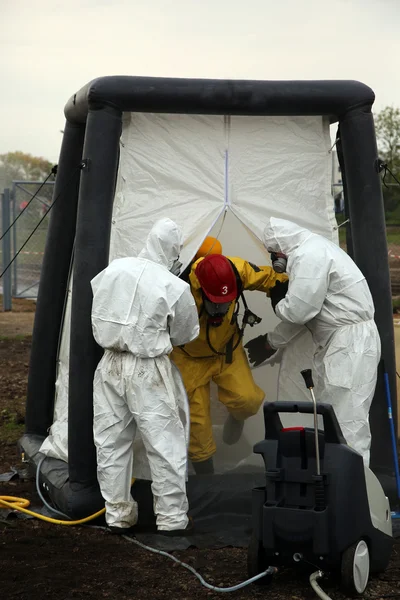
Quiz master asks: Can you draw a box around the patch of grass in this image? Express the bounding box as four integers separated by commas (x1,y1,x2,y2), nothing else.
387,229,400,245
0,410,25,444
386,203,400,224
336,220,400,247
0,424,24,444
393,297,400,313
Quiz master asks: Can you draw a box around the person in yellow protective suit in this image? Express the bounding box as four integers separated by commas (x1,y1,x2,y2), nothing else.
172,248,288,474
180,236,223,283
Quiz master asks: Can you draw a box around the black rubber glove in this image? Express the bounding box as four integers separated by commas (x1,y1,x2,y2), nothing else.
244,334,276,367
269,280,289,312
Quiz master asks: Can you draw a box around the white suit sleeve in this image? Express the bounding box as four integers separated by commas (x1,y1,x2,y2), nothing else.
169,287,200,347
275,251,330,325
267,322,307,349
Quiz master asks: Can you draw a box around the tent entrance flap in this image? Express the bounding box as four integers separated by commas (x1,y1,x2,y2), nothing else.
109,112,336,266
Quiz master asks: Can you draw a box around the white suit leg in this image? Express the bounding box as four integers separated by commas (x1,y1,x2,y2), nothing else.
315,321,380,467
322,385,373,467
126,355,189,531
93,352,139,529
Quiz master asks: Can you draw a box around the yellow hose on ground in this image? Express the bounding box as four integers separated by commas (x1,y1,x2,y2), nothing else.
0,478,135,525
0,496,105,524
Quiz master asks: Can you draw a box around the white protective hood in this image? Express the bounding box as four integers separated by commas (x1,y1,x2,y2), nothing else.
41,112,338,473
264,216,373,333
263,217,314,255
137,217,182,269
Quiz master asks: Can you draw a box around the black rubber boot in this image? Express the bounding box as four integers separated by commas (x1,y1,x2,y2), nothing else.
158,517,194,537
108,525,136,535
222,414,244,445
192,457,214,475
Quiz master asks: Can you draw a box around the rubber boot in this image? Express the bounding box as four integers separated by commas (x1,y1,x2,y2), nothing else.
158,516,194,537
108,525,136,535
222,414,244,445
192,457,214,475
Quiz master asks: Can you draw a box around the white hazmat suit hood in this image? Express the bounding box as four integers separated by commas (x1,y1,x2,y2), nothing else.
264,217,381,467
91,219,199,532
263,217,313,256
139,217,182,270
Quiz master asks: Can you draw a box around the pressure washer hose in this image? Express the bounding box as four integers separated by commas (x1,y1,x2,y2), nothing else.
121,533,276,593
0,458,280,594
309,571,333,600
0,458,336,597
0,493,276,593
0,489,333,598
124,536,334,598
35,456,71,519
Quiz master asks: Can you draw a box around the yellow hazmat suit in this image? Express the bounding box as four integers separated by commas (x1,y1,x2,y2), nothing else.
172,256,287,464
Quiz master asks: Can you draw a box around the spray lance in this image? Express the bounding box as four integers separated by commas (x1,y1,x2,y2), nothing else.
301,369,326,512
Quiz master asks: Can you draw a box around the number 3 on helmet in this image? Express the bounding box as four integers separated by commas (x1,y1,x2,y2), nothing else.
195,255,238,303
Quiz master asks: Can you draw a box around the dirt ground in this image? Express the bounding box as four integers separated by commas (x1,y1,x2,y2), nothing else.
1,299,400,600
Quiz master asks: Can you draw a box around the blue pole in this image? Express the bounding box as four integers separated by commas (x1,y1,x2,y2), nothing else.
383,372,400,506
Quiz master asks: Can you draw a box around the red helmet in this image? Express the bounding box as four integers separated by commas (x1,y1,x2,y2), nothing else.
195,255,237,303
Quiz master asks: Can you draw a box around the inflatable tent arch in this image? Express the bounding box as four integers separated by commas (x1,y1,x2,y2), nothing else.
20,77,398,521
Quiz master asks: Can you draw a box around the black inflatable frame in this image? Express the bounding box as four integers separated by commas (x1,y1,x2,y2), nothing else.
20,76,399,519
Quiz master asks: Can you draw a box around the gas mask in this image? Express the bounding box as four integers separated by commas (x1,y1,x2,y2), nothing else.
203,296,231,327
170,259,183,277
270,252,287,274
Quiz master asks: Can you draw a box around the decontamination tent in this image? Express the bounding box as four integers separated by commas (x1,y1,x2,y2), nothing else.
20,77,398,535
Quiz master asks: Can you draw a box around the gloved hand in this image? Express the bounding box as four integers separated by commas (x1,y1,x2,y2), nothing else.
269,280,289,312
244,334,277,367
263,347,283,367
170,259,183,277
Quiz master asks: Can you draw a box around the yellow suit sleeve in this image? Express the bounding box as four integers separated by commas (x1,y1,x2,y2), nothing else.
228,256,288,296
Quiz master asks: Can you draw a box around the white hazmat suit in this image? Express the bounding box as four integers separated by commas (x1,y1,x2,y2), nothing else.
91,218,200,532
264,217,381,467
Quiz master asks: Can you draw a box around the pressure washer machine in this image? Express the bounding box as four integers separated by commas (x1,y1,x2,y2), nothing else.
248,370,393,595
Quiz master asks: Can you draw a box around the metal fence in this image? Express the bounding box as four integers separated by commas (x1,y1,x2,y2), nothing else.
1,180,54,309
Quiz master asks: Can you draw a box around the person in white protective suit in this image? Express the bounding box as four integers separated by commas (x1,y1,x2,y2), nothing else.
90,218,200,535
245,217,381,467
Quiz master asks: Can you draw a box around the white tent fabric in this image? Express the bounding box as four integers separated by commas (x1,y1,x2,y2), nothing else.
109,113,336,266
40,277,72,461
40,112,337,475
228,115,337,240
109,113,227,268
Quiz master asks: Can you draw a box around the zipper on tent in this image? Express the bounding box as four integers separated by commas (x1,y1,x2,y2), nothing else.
224,115,231,209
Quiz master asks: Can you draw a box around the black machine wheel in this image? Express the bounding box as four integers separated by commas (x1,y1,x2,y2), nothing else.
341,540,370,596
247,531,274,586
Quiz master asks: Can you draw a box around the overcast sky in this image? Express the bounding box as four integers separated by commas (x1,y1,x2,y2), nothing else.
1,0,399,162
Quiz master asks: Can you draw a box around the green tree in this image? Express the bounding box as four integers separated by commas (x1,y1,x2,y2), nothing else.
0,152,55,213
0,151,53,188
375,107,400,172
374,107,400,214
